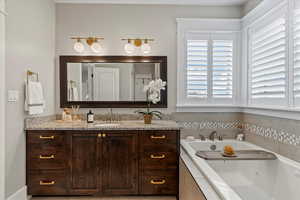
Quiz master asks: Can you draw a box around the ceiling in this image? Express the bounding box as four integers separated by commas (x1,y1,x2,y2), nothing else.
55,0,251,6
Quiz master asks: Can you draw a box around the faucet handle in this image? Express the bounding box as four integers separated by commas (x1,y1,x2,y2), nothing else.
199,134,206,141
218,135,223,141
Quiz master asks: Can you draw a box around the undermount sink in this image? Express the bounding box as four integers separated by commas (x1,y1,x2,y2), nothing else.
94,123,121,127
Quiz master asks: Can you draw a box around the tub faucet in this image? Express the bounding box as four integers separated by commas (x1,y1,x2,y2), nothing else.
209,131,218,141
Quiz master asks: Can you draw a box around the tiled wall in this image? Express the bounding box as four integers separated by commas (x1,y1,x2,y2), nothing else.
175,112,300,163
242,113,300,163
171,112,243,139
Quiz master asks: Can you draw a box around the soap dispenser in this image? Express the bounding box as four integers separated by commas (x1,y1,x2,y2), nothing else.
87,110,94,123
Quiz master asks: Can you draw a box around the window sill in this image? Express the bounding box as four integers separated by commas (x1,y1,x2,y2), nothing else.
242,105,300,120
176,104,300,120
176,104,242,112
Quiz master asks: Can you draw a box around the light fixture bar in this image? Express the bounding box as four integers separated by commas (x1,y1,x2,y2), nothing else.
71,37,104,40
121,38,154,41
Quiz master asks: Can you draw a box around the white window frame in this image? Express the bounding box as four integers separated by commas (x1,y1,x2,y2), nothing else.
247,7,289,107
177,19,241,111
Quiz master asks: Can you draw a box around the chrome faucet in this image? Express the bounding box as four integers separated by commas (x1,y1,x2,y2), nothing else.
209,131,218,141
109,108,113,123
105,108,120,123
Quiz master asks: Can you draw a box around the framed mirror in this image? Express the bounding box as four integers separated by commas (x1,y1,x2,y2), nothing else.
60,56,167,108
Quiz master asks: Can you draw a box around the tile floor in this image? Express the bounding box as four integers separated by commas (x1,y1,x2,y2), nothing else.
32,197,176,200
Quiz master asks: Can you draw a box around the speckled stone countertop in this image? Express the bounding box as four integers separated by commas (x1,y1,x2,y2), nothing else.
25,120,180,131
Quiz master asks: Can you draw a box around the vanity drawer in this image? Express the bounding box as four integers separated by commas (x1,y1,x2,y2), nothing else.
141,151,178,169
28,146,66,170
27,133,65,146
142,143,177,152
140,170,177,195
28,170,67,195
141,131,178,145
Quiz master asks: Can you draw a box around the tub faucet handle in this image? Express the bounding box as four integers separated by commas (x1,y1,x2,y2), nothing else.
218,135,223,141
199,134,206,141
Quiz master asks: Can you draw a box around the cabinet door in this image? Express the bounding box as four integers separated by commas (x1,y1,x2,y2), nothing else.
102,132,138,195
70,133,100,194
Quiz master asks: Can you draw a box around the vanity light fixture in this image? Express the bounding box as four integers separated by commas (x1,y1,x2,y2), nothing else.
122,38,154,54
73,38,85,53
124,39,135,54
141,39,152,54
71,37,104,53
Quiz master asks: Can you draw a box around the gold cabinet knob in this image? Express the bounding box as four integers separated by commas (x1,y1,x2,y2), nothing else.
102,133,106,138
98,133,102,138
150,154,166,159
39,155,55,159
150,179,166,185
39,181,55,186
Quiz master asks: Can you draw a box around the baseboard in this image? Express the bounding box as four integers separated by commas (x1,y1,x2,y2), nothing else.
6,186,27,200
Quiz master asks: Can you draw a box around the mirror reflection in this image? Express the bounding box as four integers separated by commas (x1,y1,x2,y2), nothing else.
67,63,161,101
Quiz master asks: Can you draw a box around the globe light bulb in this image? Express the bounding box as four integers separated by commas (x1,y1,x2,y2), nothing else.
91,41,102,53
124,40,135,54
73,40,84,53
141,43,151,54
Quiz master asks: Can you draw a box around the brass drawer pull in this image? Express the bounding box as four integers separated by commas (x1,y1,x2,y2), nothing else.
150,135,166,139
150,154,166,159
39,155,55,159
98,133,107,138
150,179,166,185
39,181,55,186
39,135,55,140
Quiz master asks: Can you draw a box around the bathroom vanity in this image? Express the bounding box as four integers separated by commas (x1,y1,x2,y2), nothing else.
25,120,180,198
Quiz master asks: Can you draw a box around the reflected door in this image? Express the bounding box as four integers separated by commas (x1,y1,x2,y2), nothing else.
93,67,120,101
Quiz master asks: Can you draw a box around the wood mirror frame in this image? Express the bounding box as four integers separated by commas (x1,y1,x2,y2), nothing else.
60,56,168,108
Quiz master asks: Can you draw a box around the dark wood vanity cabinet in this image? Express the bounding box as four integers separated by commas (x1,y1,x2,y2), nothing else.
70,133,100,194
102,132,139,195
26,130,180,197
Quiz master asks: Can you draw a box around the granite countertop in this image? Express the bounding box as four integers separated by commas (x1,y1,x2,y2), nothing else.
25,120,180,131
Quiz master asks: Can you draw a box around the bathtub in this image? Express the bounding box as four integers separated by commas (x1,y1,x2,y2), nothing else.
181,139,300,200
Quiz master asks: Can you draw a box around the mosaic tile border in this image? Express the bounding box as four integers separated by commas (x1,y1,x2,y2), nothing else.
176,120,242,129
177,120,300,146
243,123,300,146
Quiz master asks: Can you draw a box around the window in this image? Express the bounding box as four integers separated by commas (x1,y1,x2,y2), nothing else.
186,39,208,98
176,19,240,110
212,40,233,98
294,6,300,105
183,32,236,105
249,15,287,106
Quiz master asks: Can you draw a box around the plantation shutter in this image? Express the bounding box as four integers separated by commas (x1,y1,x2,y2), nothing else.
186,39,208,98
212,40,233,98
250,17,287,102
294,5,300,104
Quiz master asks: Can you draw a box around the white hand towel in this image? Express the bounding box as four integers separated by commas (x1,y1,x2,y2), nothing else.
69,87,79,101
25,80,45,115
72,87,79,101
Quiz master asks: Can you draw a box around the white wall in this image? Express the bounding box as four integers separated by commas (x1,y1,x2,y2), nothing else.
56,4,242,113
0,0,5,199
5,0,56,198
